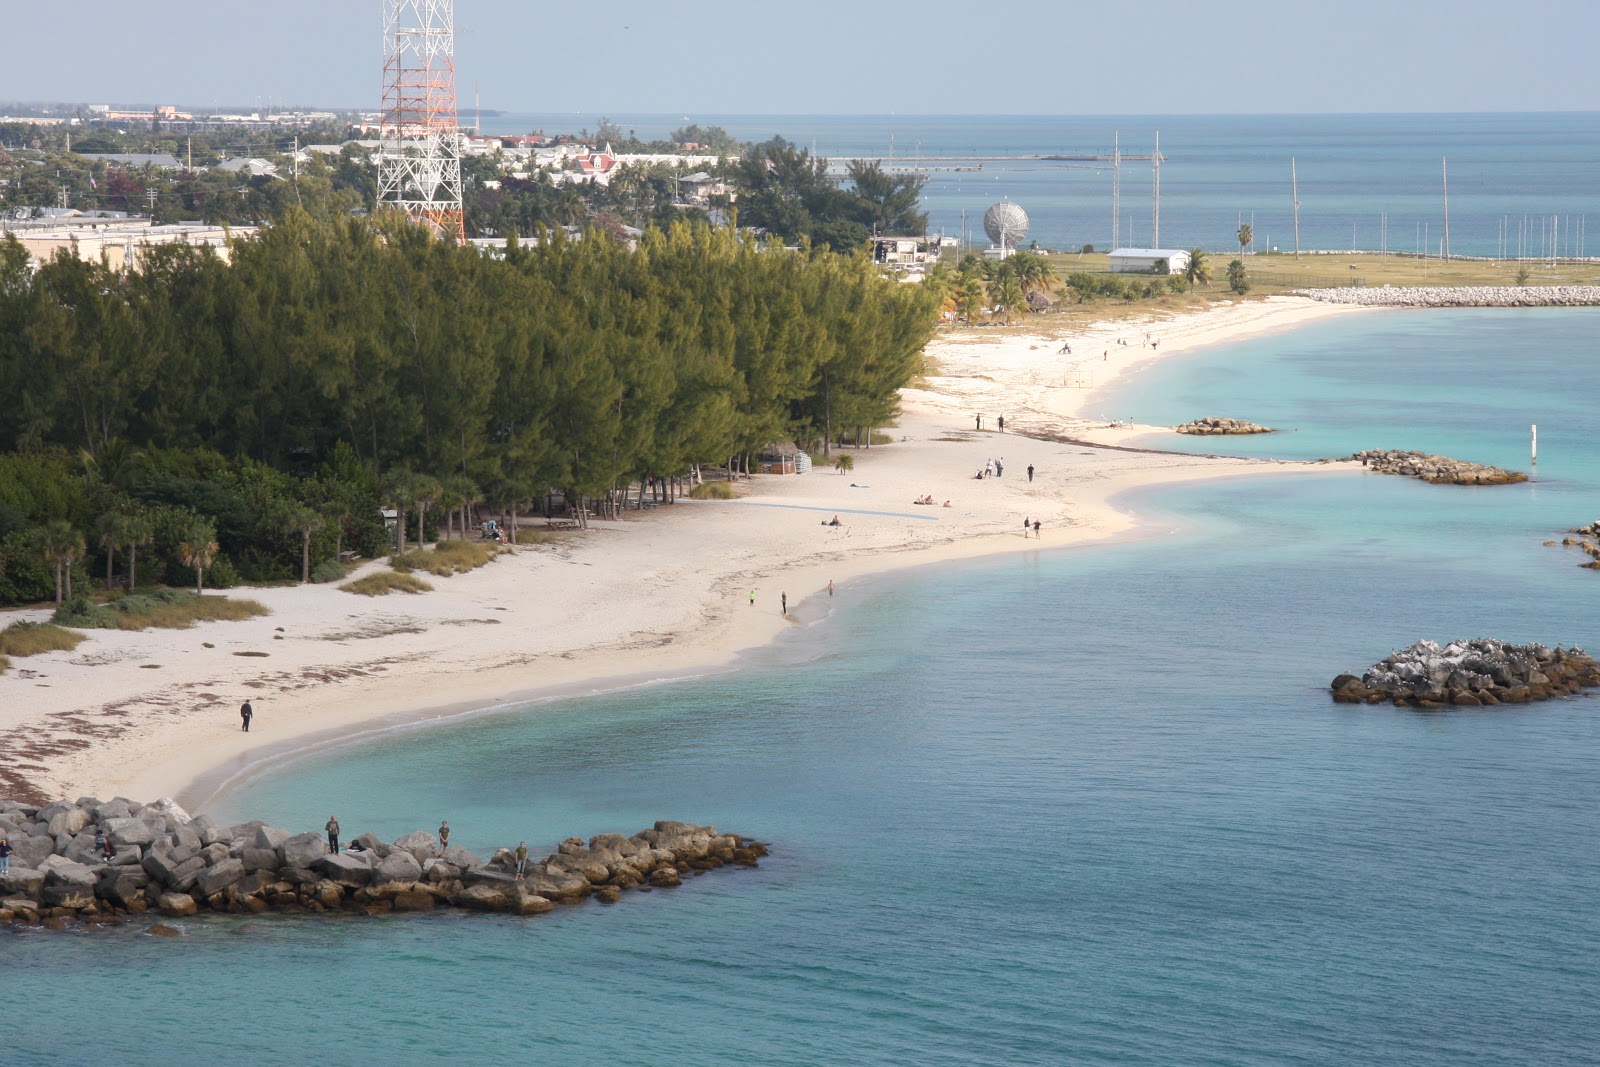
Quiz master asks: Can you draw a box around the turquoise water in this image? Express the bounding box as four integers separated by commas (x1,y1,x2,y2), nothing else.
8,310,1600,1064
490,112,1600,258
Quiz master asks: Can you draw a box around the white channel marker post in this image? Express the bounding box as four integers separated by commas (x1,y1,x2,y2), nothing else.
1532,424,1538,466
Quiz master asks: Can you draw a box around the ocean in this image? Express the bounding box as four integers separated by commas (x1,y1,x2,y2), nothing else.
7,308,1599,1063
483,112,1600,260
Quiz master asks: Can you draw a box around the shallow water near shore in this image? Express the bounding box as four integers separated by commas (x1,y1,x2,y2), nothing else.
8,311,1600,1064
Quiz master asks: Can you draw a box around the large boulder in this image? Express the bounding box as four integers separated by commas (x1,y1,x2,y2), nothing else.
392,831,440,862
11,834,56,870
515,889,556,915
43,860,98,889
456,883,514,911
240,848,280,873
98,869,151,909
46,806,91,837
251,826,291,851
281,832,329,869
143,797,193,826
525,867,591,904
196,857,247,897
93,798,134,823
42,884,97,909
351,832,387,857
441,844,482,869
461,865,520,890
374,850,423,887
0,867,44,898
156,892,197,917
392,889,436,912
312,853,373,888
106,818,161,849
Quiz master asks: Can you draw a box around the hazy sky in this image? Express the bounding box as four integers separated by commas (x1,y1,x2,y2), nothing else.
5,0,1598,115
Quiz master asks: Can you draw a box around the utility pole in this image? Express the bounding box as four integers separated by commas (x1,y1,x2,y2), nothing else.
1291,157,1301,259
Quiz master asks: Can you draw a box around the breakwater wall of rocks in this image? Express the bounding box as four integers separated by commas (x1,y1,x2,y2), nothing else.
1297,285,1600,307
1346,449,1526,485
1176,417,1275,435
1332,639,1600,708
0,798,764,930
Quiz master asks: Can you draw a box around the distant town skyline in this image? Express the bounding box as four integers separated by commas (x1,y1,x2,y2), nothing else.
6,0,1599,116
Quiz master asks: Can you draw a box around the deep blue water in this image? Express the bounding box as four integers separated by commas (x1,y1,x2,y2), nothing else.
7,309,1600,1063
486,112,1600,259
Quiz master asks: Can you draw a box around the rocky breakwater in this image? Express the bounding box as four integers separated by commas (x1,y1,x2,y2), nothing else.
1331,638,1600,708
1549,521,1600,570
1298,285,1600,308
1348,449,1527,485
0,799,766,930
1175,416,1275,435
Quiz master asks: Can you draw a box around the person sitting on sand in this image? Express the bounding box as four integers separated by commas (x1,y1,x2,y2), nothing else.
943,500,952,508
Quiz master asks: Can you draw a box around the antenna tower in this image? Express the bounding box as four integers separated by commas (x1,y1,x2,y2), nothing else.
379,0,465,244
1110,130,1120,252
1291,157,1301,258
1151,131,1160,248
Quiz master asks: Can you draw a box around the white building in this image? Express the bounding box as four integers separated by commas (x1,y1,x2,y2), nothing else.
1109,247,1191,275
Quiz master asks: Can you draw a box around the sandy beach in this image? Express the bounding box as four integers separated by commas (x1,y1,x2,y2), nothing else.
0,294,1365,809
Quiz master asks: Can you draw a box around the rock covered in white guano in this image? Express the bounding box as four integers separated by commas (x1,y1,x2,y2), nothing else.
1331,638,1600,707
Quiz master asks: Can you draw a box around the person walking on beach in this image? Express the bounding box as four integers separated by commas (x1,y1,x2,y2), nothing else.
749,590,756,607
1033,520,1041,537
1027,463,1035,483
996,458,1004,478
1023,517,1030,538
515,841,529,881
998,416,1005,433
781,592,787,615
828,579,834,597
325,815,340,854
985,459,994,478
438,821,450,850
240,700,253,732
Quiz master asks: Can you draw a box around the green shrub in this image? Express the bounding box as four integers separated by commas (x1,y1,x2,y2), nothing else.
205,556,240,589
53,589,267,630
311,559,347,584
688,481,736,500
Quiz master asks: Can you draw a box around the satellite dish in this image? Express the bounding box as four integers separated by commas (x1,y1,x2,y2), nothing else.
12,208,27,221
983,199,1029,252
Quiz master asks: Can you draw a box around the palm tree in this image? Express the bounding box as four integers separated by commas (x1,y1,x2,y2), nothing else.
382,470,417,555
97,512,131,590
1227,258,1250,294
1183,247,1212,291
283,505,323,584
956,275,987,324
33,520,86,605
123,515,152,592
993,275,1027,325
1237,223,1253,256
411,475,443,547
179,522,220,594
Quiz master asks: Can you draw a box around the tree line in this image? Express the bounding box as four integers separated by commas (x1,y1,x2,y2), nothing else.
0,213,936,605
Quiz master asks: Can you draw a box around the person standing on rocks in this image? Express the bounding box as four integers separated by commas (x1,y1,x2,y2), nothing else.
0,835,10,874
439,821,450,850
240,700,253,732
326,815,340,854
515,841,529,880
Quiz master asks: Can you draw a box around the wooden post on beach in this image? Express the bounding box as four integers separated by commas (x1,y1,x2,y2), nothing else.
1532,424,1538,466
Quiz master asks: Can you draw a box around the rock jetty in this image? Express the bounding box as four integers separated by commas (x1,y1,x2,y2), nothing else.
1348,449,1527,485
1331,639,1600,708
1298,285,1600,308
1175,416,1275,435
0,800,765,930
1549,523,1600,570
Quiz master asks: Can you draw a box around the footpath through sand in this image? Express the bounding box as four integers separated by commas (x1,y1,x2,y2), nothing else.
0,296,1364,807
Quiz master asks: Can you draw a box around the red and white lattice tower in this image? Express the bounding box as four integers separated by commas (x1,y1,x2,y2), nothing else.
379,0,465,243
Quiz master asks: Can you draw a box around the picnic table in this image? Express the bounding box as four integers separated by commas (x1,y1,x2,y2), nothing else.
545,517,579,530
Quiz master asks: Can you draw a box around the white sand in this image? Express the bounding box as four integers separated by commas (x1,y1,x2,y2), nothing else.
0,295,1366,809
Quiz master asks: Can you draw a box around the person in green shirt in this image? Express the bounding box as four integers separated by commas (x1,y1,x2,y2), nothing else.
515,841,528,880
